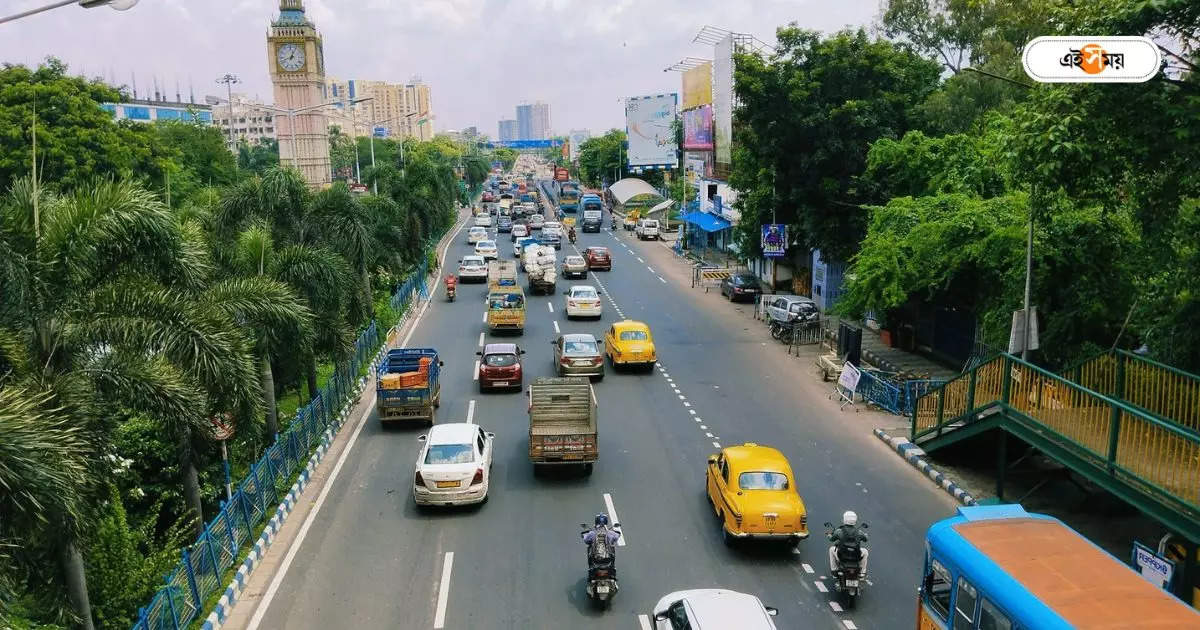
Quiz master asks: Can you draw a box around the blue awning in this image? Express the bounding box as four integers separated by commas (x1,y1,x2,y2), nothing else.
682,211,731,232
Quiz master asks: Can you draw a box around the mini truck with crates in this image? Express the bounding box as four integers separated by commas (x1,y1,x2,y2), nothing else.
528,377,597,475
375,348,442,426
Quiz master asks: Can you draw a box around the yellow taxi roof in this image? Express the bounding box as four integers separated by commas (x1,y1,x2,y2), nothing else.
723,443,792,473
613,320,650,332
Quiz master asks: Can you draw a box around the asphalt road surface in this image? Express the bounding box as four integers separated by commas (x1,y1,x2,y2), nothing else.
248,178,958,630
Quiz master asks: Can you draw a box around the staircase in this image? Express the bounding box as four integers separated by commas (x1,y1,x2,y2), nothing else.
911,351,1200,541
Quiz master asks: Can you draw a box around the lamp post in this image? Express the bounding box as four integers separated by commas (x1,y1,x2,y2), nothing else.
0,0,137,25
210,97,347,172
216,74,239,150
340,96,374,184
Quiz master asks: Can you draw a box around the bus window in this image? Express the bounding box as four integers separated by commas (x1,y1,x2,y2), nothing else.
978,598,1012,630
953,577,977,630
924,557,953,621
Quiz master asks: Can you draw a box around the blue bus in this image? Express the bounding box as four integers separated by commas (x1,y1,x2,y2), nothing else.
558,181,581,213
918,505,1199,629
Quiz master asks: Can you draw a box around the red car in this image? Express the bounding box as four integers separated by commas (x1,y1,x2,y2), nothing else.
476,343,524,392
584,246,612,271
482,191,495,202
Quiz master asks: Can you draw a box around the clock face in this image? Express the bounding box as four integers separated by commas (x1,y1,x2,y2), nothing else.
277,44,305,72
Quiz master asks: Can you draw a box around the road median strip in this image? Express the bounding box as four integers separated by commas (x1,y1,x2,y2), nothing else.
871,428,976,506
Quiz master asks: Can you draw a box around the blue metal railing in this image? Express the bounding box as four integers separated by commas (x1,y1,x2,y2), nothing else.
130,262,432,630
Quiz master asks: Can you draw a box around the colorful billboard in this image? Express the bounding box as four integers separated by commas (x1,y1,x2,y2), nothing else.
762,224,787,257
624,93,678,168
682,105,713,150
682,62,713,110
713,34,734,168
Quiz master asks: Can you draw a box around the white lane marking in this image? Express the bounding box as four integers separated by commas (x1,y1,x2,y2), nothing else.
705,432,714,438
478,332,485,347
712,441,721,449
482,312,487,323
689,410,697,415
646,265,655,273
683,402,691,407
658,276,667,283
467,399,476,424
678,394,686,400
473,360,480,380
247,216,464,629
700,425,708,430
434,552,454,628
548,302,554,313
553,320,560,333
694,418,701,423
802,563,815,574
843,621,858,630
815,580,828,593
638,614,653,630
829,601,843,613
637,257,644,263
602,492,626,546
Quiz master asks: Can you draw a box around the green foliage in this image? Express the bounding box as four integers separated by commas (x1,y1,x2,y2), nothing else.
493,147,518,170
577,130,627,188
859,130,1007,201
236,138,279,176
153,119,238,205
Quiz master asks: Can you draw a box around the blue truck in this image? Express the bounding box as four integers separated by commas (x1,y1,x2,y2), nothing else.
376,348,441,426
558,180,581,213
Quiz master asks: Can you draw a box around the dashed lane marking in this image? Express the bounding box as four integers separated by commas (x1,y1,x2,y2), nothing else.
637,257,644,263
482,312,487,323
712,441,721,449
477,332,484,347
553,320,560,333
700,425,708,430
843,621,858,630
815,581,828,593
547,302,554,313
705,432,714,438
646,265,655,273
602,492,627,546
658,276,667,283
802,563,815,574
433,551,454,628
473,360,480,380
637,615,652,630
829,602,843,613
466,400,476,424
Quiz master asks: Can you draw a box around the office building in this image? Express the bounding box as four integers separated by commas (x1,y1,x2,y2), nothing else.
206,93,277,146
515,101,550,140
324,76,433,140
498,119,518,142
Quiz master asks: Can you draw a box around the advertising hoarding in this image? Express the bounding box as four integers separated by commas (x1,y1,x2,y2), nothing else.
682,62,713,110
487,139,563,149
713,34,734,168
762,224,786,257
624,93,678,168
682,105,714,150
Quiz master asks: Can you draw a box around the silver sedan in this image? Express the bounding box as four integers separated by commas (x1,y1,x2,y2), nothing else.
551,333,605,380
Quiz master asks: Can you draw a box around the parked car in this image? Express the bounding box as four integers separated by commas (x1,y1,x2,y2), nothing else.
720,272,762,302
413,423,494,508
457,255,488,282
474,214,493,228
564,285,603,319
475,240,499,260
604,320,656,371
551,333,604,379
467,226,488,245
476,343,525,392
528,214,545,230
497,215,513,233
584,246,611,271
651,589,779,630
635,218,660,240
705,443,808,547
561,255,588,279
764,295,819,324
511,223,530,242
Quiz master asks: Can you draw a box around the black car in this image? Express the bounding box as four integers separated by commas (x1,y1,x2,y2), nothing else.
719,272,762,302
497,215,513,233
582,215,603,233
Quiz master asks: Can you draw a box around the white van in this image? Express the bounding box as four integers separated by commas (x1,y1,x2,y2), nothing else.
636,219,660,241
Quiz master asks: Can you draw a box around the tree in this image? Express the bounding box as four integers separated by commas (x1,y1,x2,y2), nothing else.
577,130,627,188
154,119,239,206
237,138,279,176
730,28,941,261
493,147,518,170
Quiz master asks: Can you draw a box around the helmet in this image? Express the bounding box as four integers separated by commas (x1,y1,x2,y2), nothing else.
842,511,858,527
594,513,610,527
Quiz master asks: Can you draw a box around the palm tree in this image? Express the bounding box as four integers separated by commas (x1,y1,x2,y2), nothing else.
0,177,267,628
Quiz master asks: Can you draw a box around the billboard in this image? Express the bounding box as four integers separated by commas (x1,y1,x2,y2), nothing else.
568,129,590,162
762,224,787,257
682,105,714,150
625,93,678,168
682,62,713,110
713,34,734,167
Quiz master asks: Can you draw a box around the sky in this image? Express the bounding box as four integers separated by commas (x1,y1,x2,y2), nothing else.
1,0,880,136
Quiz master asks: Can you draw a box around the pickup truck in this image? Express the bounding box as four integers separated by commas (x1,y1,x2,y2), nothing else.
528,376,597,475
376,348,441,426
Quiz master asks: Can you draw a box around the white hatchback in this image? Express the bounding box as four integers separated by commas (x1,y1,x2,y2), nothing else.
467,226,488,244
528,214,545,230
475,240,499,260
652,589,778,630
413,423,494,507
564,285,603,319
474,214,493,228
457,255,488,282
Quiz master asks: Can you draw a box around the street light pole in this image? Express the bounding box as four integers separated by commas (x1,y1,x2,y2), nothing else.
0,0,138,25
216,74,239,150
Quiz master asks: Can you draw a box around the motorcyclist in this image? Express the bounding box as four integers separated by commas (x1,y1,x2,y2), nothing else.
568,225,577,243
582,513,621,566
828,510,868,578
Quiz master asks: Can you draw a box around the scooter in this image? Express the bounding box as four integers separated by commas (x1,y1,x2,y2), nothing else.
824,521,868,609
580,523,621,609
445,276,457,302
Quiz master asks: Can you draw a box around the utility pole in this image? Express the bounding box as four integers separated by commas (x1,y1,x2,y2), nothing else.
216,74,239,150
31,99,38,239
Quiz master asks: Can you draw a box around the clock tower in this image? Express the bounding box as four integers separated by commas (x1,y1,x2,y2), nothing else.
267,0,330,188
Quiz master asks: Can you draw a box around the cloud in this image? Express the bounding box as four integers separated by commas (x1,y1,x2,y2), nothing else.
0,0,877,135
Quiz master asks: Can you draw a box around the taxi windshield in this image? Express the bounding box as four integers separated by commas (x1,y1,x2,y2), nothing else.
739,471,789,490
619,330,648,341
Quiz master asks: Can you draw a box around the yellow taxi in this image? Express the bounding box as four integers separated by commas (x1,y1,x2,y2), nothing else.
705,443,809,547
604,320,656,371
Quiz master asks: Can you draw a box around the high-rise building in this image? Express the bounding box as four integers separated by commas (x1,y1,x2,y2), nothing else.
404,81,434,140
267,0,330,188
515,101,550,140
498,119,518,142
323,77,433,140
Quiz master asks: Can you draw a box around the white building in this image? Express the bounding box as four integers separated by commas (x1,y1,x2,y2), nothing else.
206,93,277,146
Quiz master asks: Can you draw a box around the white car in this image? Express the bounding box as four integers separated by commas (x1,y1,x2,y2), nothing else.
528,214,545,230
511,224,530,242
457,255,488,282
564,285,603,319
467,226,488,244
543,221,563,238
652,589,778,630
474,214,493,228
475,239,499,260
636,219,660,240
522,202,537,215
413,423,494,507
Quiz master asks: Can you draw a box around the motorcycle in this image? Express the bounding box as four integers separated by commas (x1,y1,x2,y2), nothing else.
824,521,868,608
568,229,577,245
445,275,457,302
580,523,621,609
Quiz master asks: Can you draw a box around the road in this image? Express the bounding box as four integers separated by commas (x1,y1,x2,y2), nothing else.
244,172,959,629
